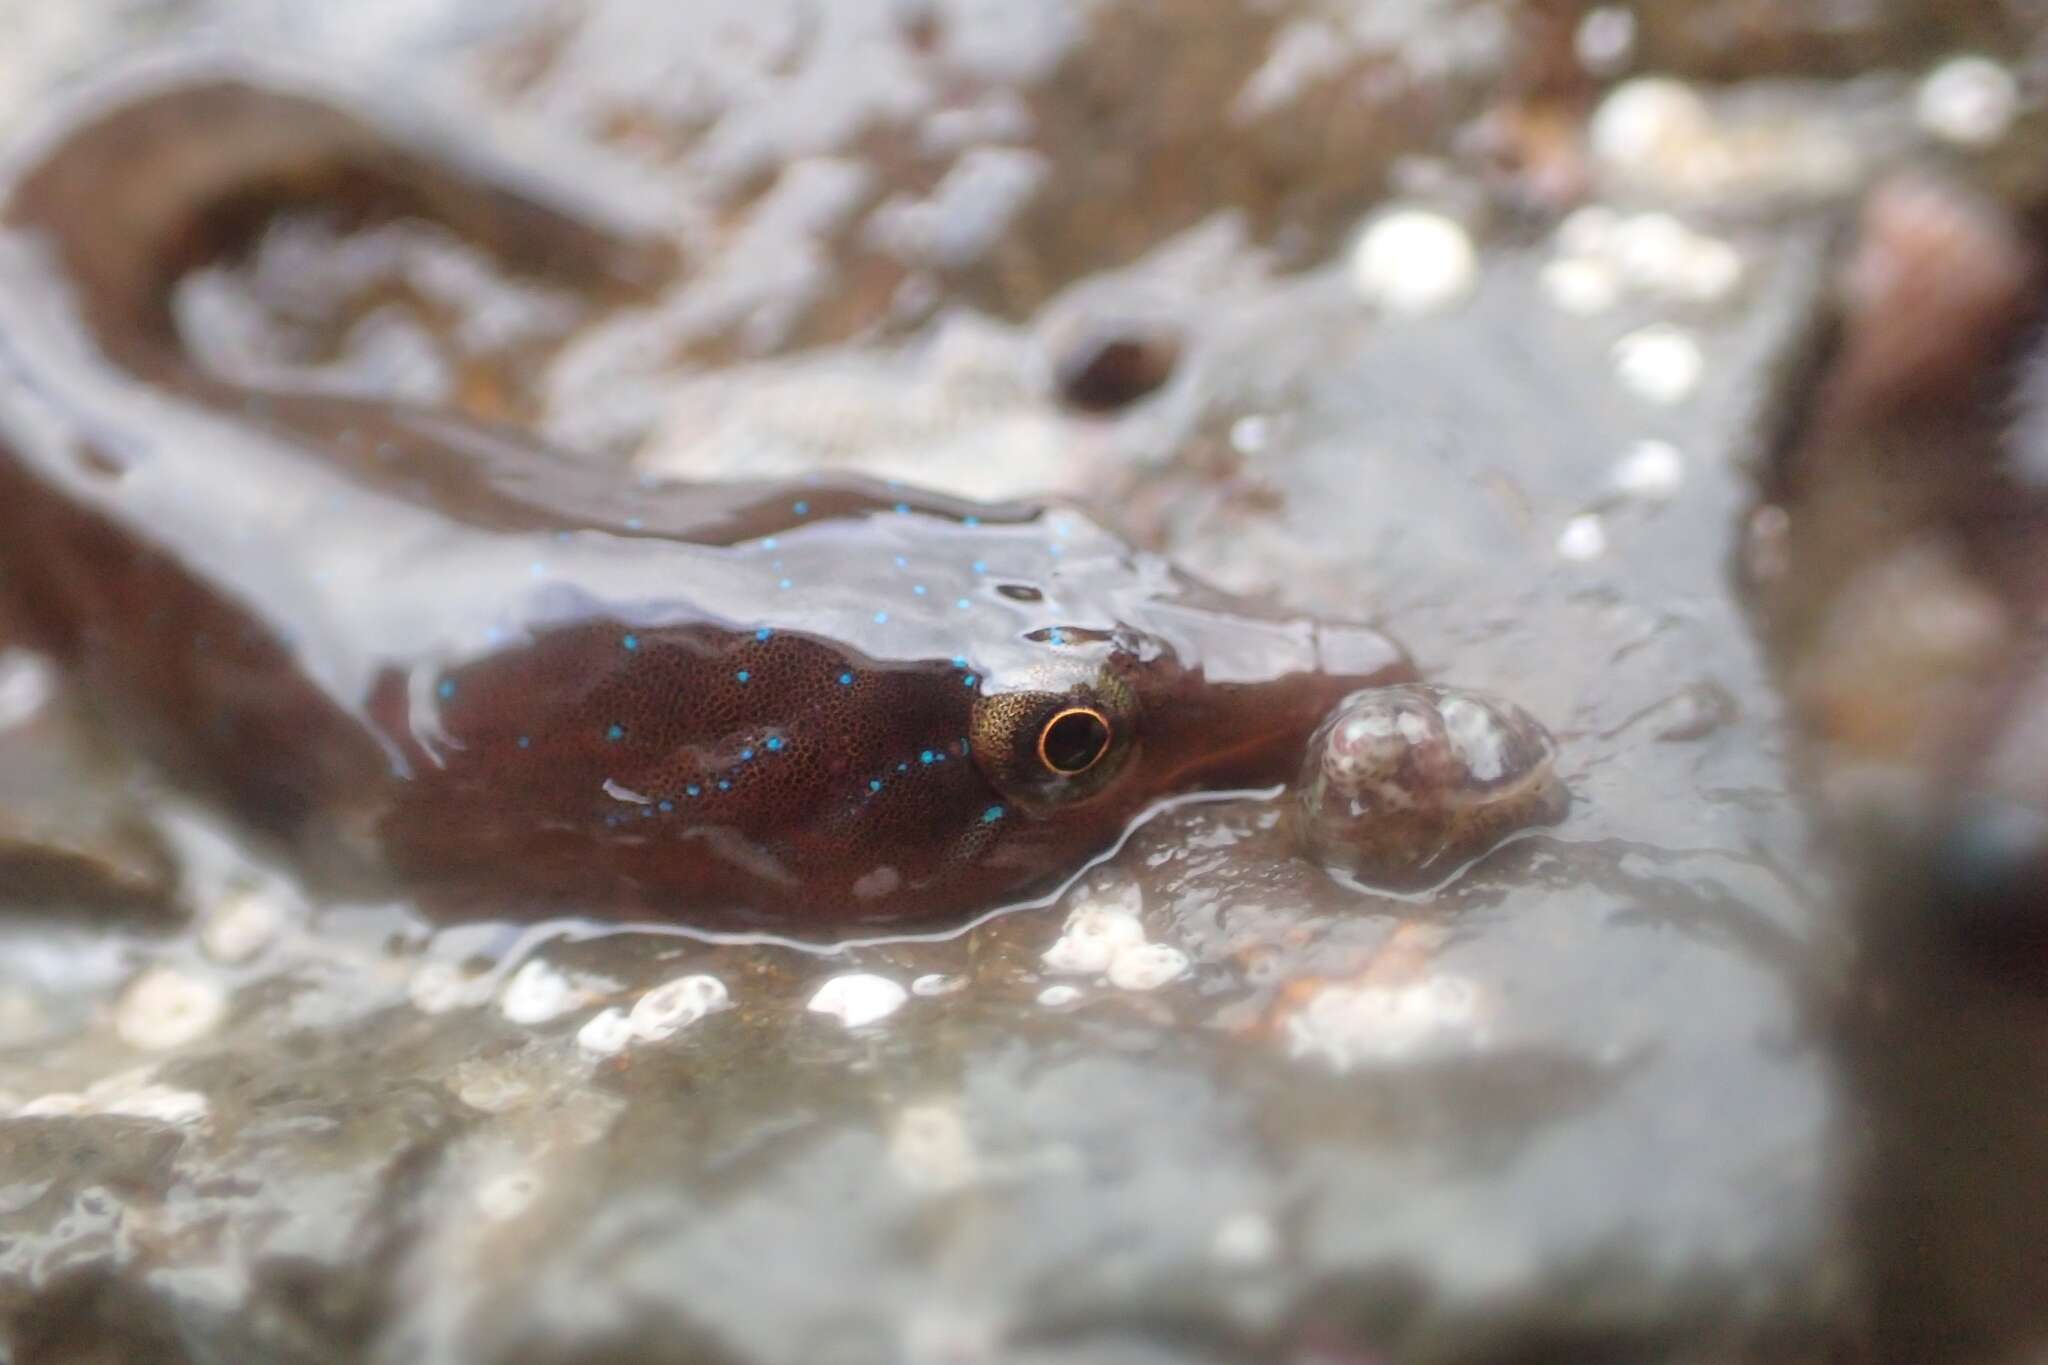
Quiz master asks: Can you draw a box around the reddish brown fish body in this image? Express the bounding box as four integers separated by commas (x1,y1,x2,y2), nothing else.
0,57,1411,932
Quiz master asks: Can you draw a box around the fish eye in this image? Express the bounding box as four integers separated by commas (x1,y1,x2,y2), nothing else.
1038,706,1113,776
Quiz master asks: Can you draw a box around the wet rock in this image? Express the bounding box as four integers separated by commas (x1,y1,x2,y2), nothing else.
0,0,1973,1361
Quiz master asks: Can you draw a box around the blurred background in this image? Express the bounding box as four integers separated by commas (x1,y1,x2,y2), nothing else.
2,1,2048,1361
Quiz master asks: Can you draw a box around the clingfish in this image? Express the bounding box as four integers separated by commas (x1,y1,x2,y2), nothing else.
0,57,1413,932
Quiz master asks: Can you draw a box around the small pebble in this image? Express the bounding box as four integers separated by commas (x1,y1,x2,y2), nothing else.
1539,257,1618,315
1556,513,1609,562
1284,974,1486,1071
18,1092,89,1117
1041,904,1147,975
910,973,967,997
1229,414,1274,456
498,959,589,1026
627,974,729,1040
1587,77,1713,176
808,973,909,1028
1349,208,1476,316
199,888,283,964
1036,984,1083,1008
115,966,227,1050
1613,324,1703,403
575,1007,635,1056
1611,439,1686,499
1916,55,2018,148
1106,942,1190,992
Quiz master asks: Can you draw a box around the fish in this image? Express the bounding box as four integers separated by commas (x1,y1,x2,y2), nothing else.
0,55,1412,933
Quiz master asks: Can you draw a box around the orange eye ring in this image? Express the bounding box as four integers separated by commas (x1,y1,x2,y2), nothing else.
1037,706,1114,776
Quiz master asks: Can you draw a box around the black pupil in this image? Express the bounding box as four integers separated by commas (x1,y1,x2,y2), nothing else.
1042,710,1111,774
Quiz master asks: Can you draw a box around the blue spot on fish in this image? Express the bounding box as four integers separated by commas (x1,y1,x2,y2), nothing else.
606,724,625,742
873,611,889,624
779,578,793,590
920,750,934,764
659,800,674,813
762,537,778,550
766,737,784,752
913,584,928,596
894,502,910,515
982,805,1005,823
839,672,854,686
718,779,732,791
963,674,978,687
956,598,971,610
437,679,456,700
622,634,639,652
736,670,751,683
687,785,701,797
517,736,531,749
741,747,755,761
755,627,773,641
793,500,810,516
972,560,987,574
894,555,908,568
963,515,980,528
869,779,883,792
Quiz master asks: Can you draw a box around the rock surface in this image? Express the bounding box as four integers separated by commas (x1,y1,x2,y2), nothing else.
4,1,2042,1361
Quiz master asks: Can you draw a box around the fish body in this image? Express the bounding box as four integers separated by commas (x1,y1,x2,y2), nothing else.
0,58,1411,930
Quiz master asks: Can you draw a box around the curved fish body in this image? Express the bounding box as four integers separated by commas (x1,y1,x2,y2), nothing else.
0,56,1412,931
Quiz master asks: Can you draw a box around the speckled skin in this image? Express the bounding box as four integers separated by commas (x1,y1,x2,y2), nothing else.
0,59,1412,931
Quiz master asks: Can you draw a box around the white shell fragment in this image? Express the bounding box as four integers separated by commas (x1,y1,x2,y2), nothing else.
628,975,730,1041
1284,975,1487,1071
1105,943,1190,992
1041,903,1147,975
115,966,227,1050
499,959,591,1026
1612,324,1703,404
575,1008,635,1057
808,973,909,1028
1349,209,1476,317
199,887,284,964
1916,56,2019,148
